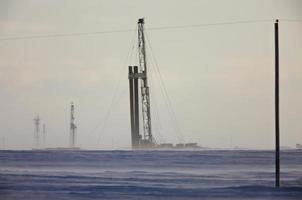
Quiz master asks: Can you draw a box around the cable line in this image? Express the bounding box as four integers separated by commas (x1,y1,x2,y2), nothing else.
82,27,136,148
0,19,282,41
95,29,137,148
145,31,185,143
0,29,134,41
147,19,273,31
279,19,302,23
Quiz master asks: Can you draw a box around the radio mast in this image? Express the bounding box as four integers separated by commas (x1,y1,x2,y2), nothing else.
33,115,40,148
70,102,77,148
42,124,46,148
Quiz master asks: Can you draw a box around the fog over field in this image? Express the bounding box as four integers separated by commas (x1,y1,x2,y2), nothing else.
0,150,302,199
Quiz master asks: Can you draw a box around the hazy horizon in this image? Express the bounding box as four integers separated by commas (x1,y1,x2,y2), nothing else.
0,0,302,150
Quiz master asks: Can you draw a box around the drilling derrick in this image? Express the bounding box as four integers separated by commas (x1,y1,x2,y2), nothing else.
70,102,77,148
138,18,153,145
33,115,40,148
128,18,154,149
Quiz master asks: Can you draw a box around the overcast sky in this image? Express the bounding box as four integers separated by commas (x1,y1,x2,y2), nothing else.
0,0,301,150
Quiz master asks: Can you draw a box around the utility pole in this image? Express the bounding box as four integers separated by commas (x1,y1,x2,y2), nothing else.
137,18,153,144
70,102,77,148
274,19,280,187
33,115,40,148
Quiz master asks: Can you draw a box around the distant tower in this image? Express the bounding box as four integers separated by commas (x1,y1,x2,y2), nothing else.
70,102,77,148
33,115,40,148
42,124,46,148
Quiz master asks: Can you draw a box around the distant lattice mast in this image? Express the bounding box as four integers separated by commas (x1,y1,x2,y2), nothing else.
70,102,77,148
33,115,40,148
42,124,46,148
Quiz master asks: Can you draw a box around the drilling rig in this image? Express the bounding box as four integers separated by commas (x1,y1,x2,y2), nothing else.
33,115,40,148
70,102,77,148
128,18,155,149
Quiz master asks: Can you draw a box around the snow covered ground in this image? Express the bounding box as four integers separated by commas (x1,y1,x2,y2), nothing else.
0,150,301,199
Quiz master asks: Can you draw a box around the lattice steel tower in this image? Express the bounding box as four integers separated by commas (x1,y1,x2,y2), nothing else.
128,18,154,149
33,115,40,148
70,102,77,148
138,18,153,144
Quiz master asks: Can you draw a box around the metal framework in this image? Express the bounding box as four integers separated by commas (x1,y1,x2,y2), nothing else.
42,124,46,147
33,115,40,148
70,102,77,148
137,18,153,144
128,18,154,149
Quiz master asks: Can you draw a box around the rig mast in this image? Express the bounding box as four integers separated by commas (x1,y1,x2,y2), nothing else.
70,102,77,148
128,18,154,149
33,115,40,148
138,18,153,144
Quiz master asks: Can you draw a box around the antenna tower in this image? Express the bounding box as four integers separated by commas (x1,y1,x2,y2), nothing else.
42,124,46,148
70,102,77,148
33,115,40,148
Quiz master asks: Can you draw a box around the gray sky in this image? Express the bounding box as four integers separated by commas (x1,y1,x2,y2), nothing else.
0,0,301,150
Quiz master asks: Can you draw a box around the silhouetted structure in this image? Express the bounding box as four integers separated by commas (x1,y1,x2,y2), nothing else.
33,115,40,148
128,18,155,149
70,102,77,148
43,124,46,148
274,19,280,188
